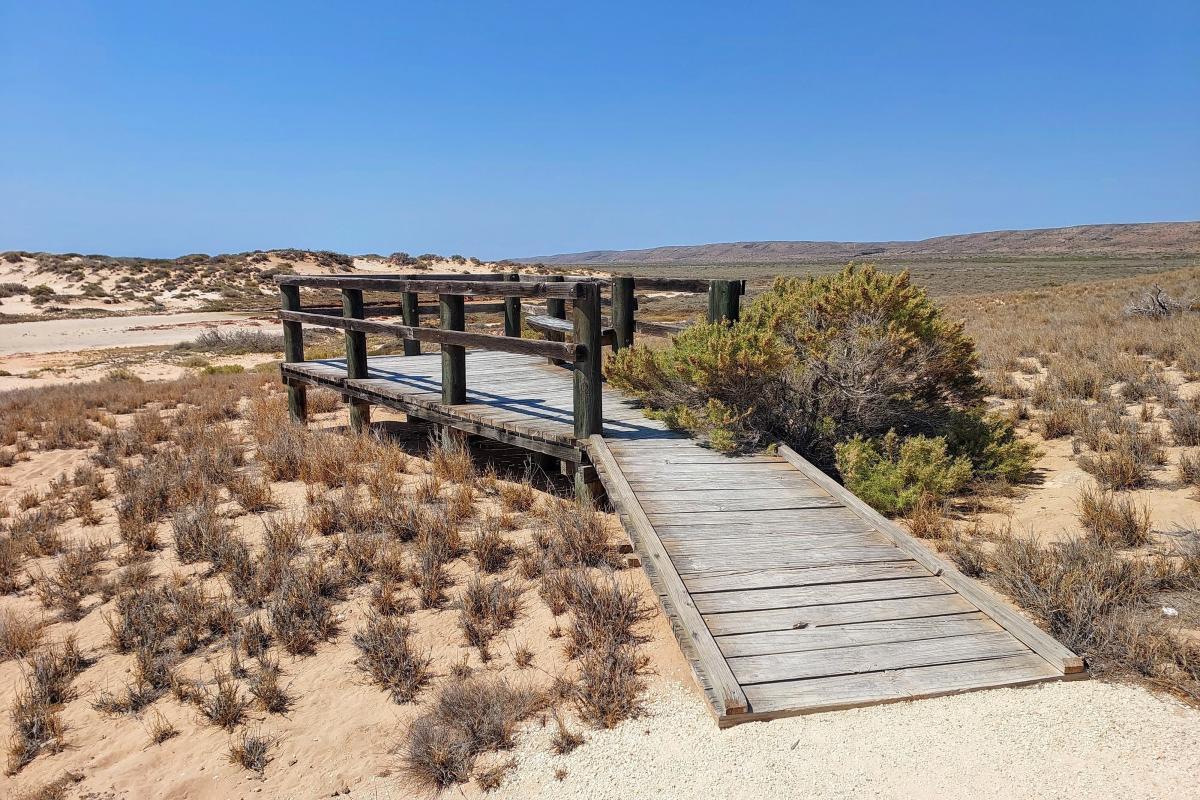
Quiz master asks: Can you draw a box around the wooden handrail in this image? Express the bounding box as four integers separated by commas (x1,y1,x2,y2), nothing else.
274,274,581,298
279,310,582,360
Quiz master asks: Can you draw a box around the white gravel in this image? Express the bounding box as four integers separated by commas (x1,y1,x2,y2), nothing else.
495,677,1200,799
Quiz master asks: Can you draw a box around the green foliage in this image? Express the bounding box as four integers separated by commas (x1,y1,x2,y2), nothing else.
943,411,1040,482
835,431,973,515
607,263,1036,512
606,321,791,451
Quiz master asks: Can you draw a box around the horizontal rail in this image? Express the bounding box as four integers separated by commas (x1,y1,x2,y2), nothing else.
634,319,691,336
626,276,711,293
303,302,507,316
274,274,583,298
526,314,615,347
279,310,582,360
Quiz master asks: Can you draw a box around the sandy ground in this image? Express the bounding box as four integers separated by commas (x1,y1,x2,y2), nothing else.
493,677,1199,800
0,312,273,356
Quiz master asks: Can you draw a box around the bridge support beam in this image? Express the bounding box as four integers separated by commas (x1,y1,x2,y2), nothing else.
400,291,421,356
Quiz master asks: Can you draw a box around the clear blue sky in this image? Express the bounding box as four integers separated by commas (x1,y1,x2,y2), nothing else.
2,1,1197,259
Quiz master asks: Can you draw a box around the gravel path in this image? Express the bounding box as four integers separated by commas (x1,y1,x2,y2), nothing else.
495,677,1199,799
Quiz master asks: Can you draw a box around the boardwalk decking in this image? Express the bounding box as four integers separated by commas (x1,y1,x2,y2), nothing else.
282,350,1084,726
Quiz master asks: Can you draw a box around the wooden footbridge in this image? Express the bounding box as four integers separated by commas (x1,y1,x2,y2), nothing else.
275,272,1085,726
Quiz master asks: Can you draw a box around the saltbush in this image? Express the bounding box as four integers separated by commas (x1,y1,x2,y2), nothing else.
834,431,973,515
607,264,1033,512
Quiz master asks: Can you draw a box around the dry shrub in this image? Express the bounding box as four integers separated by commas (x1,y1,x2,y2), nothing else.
228,728,274,773
535,499,618,570
267,558,339,655
1077,486,1153,547
1039,401,1083,439
943,531,990,577
571,640,649,728
1167,401,1200,447
1179,450,1200,488
353,612,432,703
401,676,541,792
447,485,477,523
430,435,475,485
248,657,292,713
6,691,64,775
36,540,109,621
470,517,514,574
989,537,1158,653
498,481,535,513
171,497,230,564
10,507,66,557
199,669,249,730
227,471,275,512
550,710,584,754
562,570,651,658
457,577,523,658
475,758,517,793
414,474,443,504
239,616,272,658
1077,430,1164,490
6,638,87,774
0,536,23,593
370,576,414,616
0,610,44,661
904,494,952,540
148,709,178,745
307,388,341,414
298,431,360,488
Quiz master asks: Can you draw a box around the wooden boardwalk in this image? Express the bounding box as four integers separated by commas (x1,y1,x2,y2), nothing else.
283,350,1084,725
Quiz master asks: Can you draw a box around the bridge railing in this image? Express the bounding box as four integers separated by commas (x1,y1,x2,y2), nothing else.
273,272,745,440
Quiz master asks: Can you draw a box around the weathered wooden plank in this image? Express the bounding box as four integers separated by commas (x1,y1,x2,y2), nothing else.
703,594,980,636
681,562,932,594
776,445,1084,675
671,544,910,574
715,614,1001,658
661,531,891,559
586,436,749,717
692,576,956,615
736,653,1064,721
729,631,1029,685
646,507,874,532
635,494,842,513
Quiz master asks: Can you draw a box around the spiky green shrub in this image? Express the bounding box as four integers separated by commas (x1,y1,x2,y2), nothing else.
834,431,973,515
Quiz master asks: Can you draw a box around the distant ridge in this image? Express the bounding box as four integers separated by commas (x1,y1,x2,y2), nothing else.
516,222,1200,265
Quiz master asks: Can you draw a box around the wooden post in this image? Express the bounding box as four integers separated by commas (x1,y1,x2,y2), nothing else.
440,293,466,405
707,279,742,324
573,281,603,440
280,285,307,424
544,274,566,365
342,288,370,433
611,275,635,350
400,291,421,356
503,272,521,338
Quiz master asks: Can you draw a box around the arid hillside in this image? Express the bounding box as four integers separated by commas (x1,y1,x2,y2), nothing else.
519,221,1200,265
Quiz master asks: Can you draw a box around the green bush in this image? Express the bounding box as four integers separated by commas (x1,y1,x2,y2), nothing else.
835,431,973,515
607,263,1034,512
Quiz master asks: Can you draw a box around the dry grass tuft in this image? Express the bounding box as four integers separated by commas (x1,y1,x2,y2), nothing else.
248,657,292,713
148,709,178,745
457,577,523,659
228,728,274,773
401,675,541,792
550,710,585,754
199,669,249,731
0,610,44,661
353,612,432,703
904,494,952,540
1077,486,1153,547
470,517,514,574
